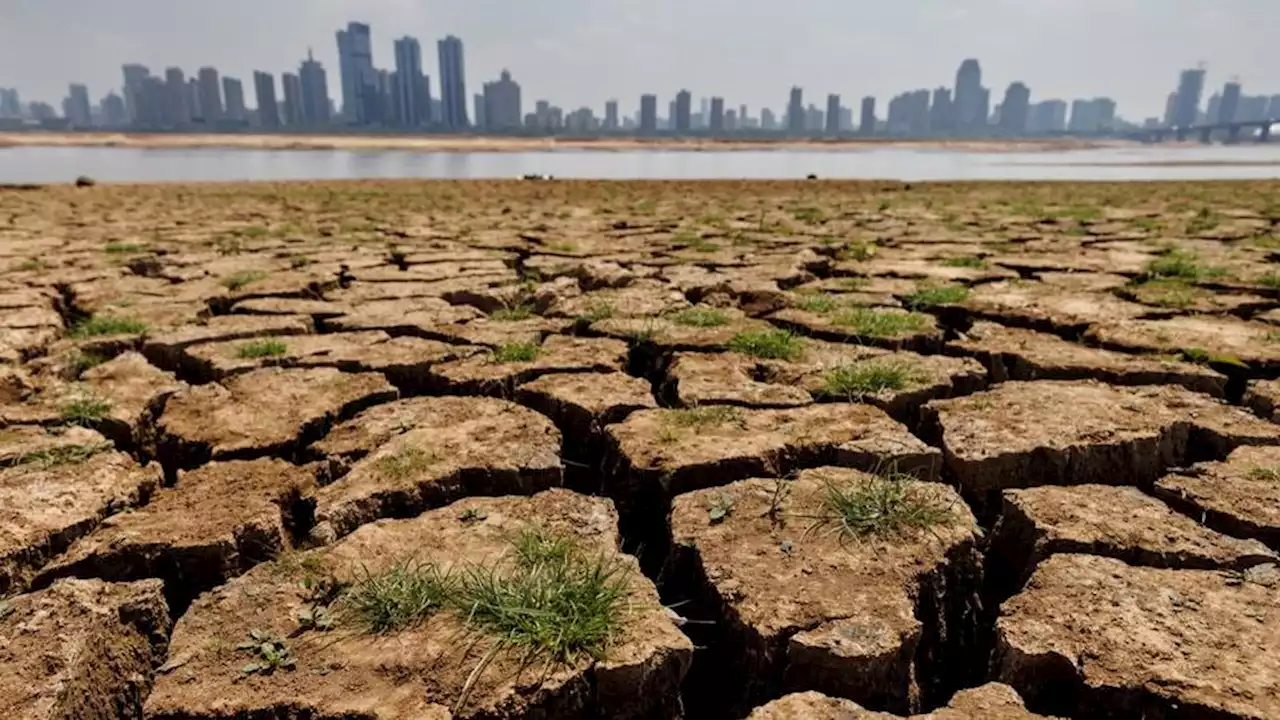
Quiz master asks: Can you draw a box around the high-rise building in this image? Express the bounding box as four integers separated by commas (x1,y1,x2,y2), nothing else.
1173,67,1206,128
825,94,840,134
639,94,657,133
673,90,692,133
1206,92,1222,124
195,67,223,123
0,88,20,119
136,76,167,127
887,90,930,135
726,109,738,130
929,88,953,133
281,72,303,126
708,97,725,132
1269,95,1280,120
222,77,247,122
392,36,428,127
482,70,522,130
699,97,710,130
101,92,126,127
437,35,469,130
336,22,375,124
787,87,804,133
1219,81,1242,125
604,100,618,130
253,72,280,128
999,82,1031,135
63,84,92,127
1163,92,1179,126
1028,100,1068,134
472,93,486,130
121,64,150,123
162,68,189,127
859,97,876,134
953,59,986,134
299,51,331,125
1239,95,1269,123
1066,98,1116,133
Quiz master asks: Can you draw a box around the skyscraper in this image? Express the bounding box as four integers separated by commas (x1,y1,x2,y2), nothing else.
674,90,692,133
163,68,190,127
0,88,20,119
393,36,427,127
953,59,984,134
787,87,804,133
1028,100,1068,133
121,64,150,123
254,71,280,128
1173,67,1206,128
222,77,247,122
639,94,657,133
483,70,522,130
859,97,876,135
1219,81,1242,125
337,22,375,124
281,73,303,126
709,97,725,132
825,94,840,134
438,35,469,130
473,93,486,129
101,92,126,127
1269,95,1280,121
999,82,1031,135
299,51,331,125
65,84,92,127
930,88,953,133
1163,92,1179,126
604,100,619,130
196,67,223,123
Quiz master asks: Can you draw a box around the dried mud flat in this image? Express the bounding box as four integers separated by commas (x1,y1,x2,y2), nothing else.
1,178,1280,719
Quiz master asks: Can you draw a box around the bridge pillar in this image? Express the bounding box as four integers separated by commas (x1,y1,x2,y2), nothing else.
1175,127,1188,142
1261,125,1272,143
1199,127,1213,144
1227,126,1241,144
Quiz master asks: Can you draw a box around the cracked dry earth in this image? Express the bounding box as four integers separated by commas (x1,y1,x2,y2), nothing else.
1,179,1280,720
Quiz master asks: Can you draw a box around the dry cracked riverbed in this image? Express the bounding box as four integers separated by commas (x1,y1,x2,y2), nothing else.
1,179,1280,719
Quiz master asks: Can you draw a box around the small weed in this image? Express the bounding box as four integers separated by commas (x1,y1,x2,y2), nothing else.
343,558,455,634
670,307,729,328
794,293,841,314
458,508,488,524
941,256,986,269
18,259,43,271
548,241,577,253
664,405,743,430
1246,466,1280,483
707,494,735,524
376,447,439,478
103,242,145,254
578,302,615,324
1252,235,1280,250
1182,347,1249,368
1255,273,1280,290
61,395,111,426
727,330,806,360
68,316,147,338
491,342,541,363
237,630,295,675
877,200,891,212
223,270,267,291
13,443,112,468
490,305,535,322
1186,207,1221,235
67,352,107,377
836,242,876,261
288,255,313,269
1143,249,1225,282
902,285,969,309
819,361,927,397
831,308,929,337
1128,278,1203,308
812,468,954,540
236,340,288,359
792,206,825,224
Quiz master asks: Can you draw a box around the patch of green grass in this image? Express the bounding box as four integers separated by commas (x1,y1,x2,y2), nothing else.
67,352,107,377
1058,205,1102,222
237,630,295,675
791,206,825,224
1185,207,1221,235
1246,466,1280,483
13,443,112,468
1181,347,1249,368
940,256,986,269
222,270,267,291
490,305,535,322
548,241,578,253
577,302,615,324
103,242,145,254
670,307,729,328
664,405,743,429
901,285,969,309
836,242,876,261
342,558,455,634
794,293,842,314
68,316,148,338
18,259,44,271
831,308,929,337
727,330,806,360
818,361,927,397
1255,272,1280,289
1143,249,1226,282
813,468,955,540
491,341,541,364
61,395,111,426
375,447,439,478
236,339,288,359
1128,278,1203,308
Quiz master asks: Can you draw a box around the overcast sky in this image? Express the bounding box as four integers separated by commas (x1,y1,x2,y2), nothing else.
2,0,1278,120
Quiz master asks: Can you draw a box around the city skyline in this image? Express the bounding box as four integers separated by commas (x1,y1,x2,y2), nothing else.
2,0,1279,120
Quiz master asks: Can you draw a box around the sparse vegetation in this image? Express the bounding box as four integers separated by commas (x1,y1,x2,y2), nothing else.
901,284,970,309
236,340,288,358
578,301,615,323
670,307,729,327
941,256,986,268
491,341,541,363
342,559,455,634
665,405,743,429
103,242,146,254
490,304,535,321
1142,248,1226,282
818,361,927,398
13,443,112,468
836,242,875,261
794,293,842,314
375,447,439,478
67,352,107,377
812,468,954,540
237,630,296,675
1246,466,1280,483
68,316,147,338
223,270,267,291
831,308,929,336
60,395,112,426
727,330,806,360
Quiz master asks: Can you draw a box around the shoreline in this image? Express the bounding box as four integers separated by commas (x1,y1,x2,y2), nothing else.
0,130,1130,154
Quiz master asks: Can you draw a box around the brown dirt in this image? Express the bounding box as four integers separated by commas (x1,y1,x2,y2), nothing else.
995,553,1280,719
1085,315,1280,371
0,578,170,720
1153,445,1280,551
769,307,945,352
665,351,814,408
748,683,1058,719
427,335,628,395
145,490,691,719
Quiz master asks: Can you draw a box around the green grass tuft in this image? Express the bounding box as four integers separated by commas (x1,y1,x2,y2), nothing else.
342,559,455,634
727,330,806,360
223,270,267,291
13,443,112,468
819,361,927,397
68,316,148,338
375,447,439,478
814,469,955,540
61,395,112,426
67,352,108,377
236,340,288,359
831,308,929,337
1246,466,1280,483
794,293,842,314
490,305,535,321
664,405,743,429
491,341,541,363
901,285,970,309
940,256,986,268
578,302,615,323
1255,272,1280,290
836,242,875,261
1143,249,1226,282
670,307,729,327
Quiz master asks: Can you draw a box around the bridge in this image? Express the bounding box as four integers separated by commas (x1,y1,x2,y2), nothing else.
1129,119,1278,144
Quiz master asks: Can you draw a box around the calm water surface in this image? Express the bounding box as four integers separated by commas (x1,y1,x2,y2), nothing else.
3,144,1280,183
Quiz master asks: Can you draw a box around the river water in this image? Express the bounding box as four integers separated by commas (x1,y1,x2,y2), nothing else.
3,144,1280,183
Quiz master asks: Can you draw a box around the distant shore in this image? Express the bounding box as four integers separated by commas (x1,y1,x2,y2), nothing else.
0,130,1129,154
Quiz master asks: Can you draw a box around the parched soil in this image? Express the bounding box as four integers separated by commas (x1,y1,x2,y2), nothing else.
5,179,1280,719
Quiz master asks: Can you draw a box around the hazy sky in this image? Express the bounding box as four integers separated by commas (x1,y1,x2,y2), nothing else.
2,0,1278,120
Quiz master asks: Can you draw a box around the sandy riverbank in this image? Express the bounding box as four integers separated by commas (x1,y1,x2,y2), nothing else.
0,130,1126,154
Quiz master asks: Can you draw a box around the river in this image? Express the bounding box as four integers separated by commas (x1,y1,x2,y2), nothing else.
3,144,1280,183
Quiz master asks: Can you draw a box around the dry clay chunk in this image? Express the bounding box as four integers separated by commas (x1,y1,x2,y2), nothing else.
37,459,315,606
996,553,1280,719
146,491,691,720
991,484,1276,593
428,334,628,394
0,578,169,720
157,367,397,469
665,351,812,408
311,396,562,541
748,683,1058,719
925,380,1280,503
0,445,159,595
1154,445,1280,550
76,351,185,446
666,468,981,716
